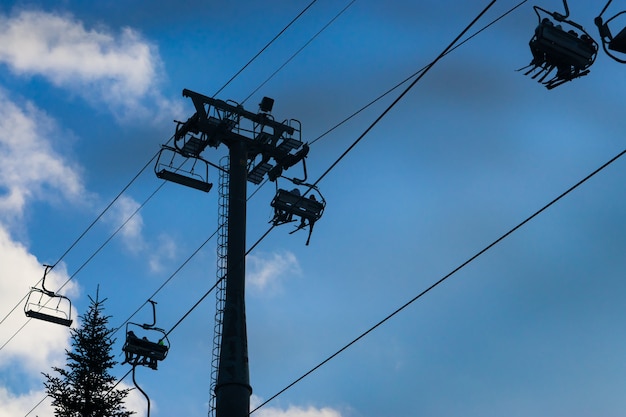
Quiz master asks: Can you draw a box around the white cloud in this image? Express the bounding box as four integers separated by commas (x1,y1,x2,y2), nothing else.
0,10,181,120
0,93,83,415
0,89,88,225
104,194,146,253
251,395,344,417
102,196,182,272
0,11,153,93
148,233,179,273
246,251,301,295
0,387,53,417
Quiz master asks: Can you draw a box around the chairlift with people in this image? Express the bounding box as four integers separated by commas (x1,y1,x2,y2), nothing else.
519,0,598,89
266,140,325,245
270,176,326,246
122,300,170,370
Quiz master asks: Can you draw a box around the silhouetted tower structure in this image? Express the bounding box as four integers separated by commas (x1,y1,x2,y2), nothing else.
155,89,306,417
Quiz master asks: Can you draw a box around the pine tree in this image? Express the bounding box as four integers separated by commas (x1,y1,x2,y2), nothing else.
43,291,134,417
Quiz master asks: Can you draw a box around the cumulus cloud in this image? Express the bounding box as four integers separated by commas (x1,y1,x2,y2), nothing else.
102,196,182,272
0,89,88,226
0,11,153,92
0,10,181,120
0,387,53,417
246,251,301,295
0,90,81,417
103,194,146,253
148,233,179,273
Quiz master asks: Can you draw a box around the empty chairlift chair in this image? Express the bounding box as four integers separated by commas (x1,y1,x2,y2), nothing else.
24,265,73,327
154,116,218,192
154,144,213,192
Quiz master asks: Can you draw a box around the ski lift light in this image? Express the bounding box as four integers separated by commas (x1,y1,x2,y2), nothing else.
259,97,274,113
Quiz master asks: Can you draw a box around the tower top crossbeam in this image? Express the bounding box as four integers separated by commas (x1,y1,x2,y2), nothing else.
173,90,304,186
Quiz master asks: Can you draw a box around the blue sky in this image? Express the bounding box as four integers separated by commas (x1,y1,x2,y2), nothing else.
0,1,625,416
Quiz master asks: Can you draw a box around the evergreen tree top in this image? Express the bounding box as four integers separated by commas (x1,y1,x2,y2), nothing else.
43,290,134,417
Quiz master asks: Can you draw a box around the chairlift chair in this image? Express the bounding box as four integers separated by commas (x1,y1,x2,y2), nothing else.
595,1,626,63
271,185,326,245
24,265,73,327
122,328,169,370
122,301,170,370
520,0,598,89
155,145,213,192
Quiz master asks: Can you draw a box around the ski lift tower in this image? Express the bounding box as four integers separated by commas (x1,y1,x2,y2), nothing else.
156,89,306,417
